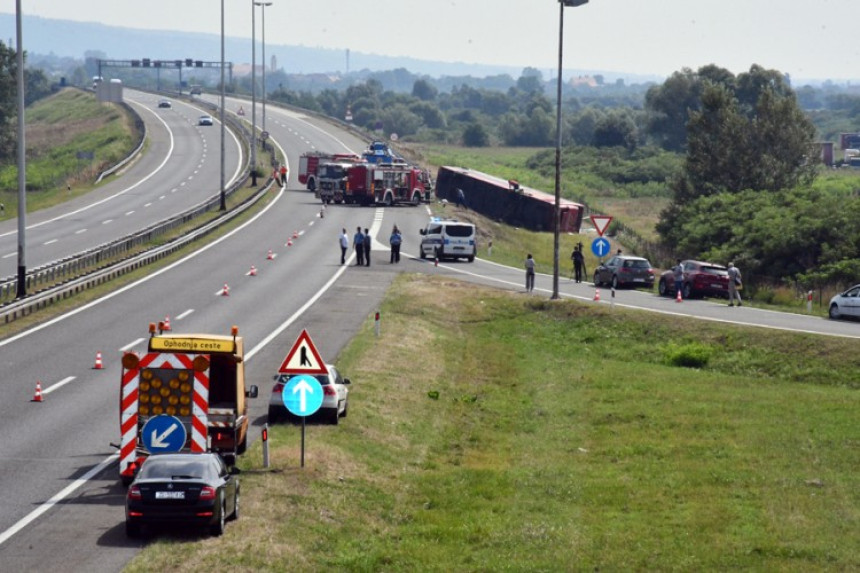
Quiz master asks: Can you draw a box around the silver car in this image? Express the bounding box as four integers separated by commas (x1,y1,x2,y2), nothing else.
198,114,214,126
828,284,860,320
268,364,350,424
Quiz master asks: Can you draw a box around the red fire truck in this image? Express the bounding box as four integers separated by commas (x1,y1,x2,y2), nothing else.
343,163,430,206
298,151,360,192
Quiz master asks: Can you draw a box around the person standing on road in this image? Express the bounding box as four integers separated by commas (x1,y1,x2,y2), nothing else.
727,262,743,306
279,165,288,186
353,226,365,266
456,188,467,209
339,228,349,265
673,259,685,298
364,227,372,266
571,245,585,283
525,254,536,293
389,225,402,264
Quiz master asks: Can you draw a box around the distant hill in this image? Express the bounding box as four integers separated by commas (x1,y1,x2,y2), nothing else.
0,13,662,84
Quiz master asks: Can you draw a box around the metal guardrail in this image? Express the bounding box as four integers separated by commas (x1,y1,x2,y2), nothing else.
0,99,259,323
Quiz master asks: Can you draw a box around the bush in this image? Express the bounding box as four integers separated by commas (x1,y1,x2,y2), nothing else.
663,342,712,368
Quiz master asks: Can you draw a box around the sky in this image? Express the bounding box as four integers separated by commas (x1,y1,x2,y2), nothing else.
2,0,859,82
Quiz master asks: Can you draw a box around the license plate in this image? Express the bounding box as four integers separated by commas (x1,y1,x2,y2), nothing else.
453,246,464,251
633,278,645,282
712,283,723,289
155,491,185,500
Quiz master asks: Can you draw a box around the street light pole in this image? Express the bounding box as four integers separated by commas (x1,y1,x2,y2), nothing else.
255,1,273,133
553,0,588,299
15,0,26,297
250,0,257,181
219,0,226,211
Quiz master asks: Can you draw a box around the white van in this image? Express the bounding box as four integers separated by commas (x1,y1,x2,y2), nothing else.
419,218,476,262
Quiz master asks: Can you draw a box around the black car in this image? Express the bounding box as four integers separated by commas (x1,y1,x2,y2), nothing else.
593,255,655,289
125,453,239,538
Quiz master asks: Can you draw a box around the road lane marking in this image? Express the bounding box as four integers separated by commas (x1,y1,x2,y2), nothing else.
42,376,76,395
43,239,58,245
121,338,146,351
75,228,88,233
176,309,194,320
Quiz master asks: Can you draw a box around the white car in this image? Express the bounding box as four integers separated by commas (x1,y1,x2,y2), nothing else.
268,364,350,424
828,284,860,320
198,114,214,126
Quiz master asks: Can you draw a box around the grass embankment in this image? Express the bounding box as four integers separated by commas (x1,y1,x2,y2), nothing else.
127,274,860,572
0,88,139,218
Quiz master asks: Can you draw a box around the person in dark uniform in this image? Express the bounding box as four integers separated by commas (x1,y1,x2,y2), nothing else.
353,226,365,266
363,228,372,266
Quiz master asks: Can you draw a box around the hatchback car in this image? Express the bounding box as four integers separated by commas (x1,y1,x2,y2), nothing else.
268,364,350,424
198,114,214,126
157,99,171,108
593,255,655,289
658,260,730,299
828,284,860,320
125,453,239,538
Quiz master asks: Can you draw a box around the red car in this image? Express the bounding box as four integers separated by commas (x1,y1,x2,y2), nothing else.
658,260,730,299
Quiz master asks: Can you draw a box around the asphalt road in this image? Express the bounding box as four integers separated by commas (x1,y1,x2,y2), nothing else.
0,89,244,278
0,99,857,571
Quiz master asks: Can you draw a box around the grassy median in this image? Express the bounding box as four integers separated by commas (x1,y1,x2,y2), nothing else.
126,273,860,572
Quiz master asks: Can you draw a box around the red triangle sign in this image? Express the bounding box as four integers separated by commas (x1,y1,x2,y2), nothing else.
590,215,613,237
277,329,328,375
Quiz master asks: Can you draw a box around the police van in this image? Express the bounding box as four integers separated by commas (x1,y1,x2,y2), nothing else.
419,217,477,262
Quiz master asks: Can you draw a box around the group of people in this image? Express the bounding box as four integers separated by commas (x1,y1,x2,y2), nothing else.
338,225,404,266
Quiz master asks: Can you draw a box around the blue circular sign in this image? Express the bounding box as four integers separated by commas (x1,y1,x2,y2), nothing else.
591,237,611,258
282,375,324,417
141,415,187,453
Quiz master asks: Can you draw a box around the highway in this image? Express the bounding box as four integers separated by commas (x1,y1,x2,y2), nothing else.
0,89,244,278
0,98,857,571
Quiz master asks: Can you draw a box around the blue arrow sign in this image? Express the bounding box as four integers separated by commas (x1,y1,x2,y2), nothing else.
591,237,611,258
282,374,324,417
141,415,187,453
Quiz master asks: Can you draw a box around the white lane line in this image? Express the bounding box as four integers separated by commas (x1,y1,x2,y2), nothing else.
125,211,134,216
121,338,146,352
144,202,152,208
0,454,118,547
2,252,14,259
42,376,76,395
75,228,87,234
159,195,166,200
43,239,58,245
175,309,194,320
102,219,113,225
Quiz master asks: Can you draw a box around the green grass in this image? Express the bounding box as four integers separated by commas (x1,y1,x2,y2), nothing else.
0,88,138,218
125,274,860,572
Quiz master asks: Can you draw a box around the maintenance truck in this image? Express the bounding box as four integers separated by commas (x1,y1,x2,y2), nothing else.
118,323,258,485
344,162,429,206
298,151,360,192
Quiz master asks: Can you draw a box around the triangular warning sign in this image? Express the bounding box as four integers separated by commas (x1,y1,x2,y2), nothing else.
277,329,327,374
590,215,613,237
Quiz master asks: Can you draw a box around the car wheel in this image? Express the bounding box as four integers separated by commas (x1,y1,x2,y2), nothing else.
210,496,226,536
829,304,841,320
611,275,619,289
593,272,601,287
125,520,141,538
682,282,693,300
658,278,668,297
329,407,340,425
467,255,475,262
341,400,348,418
268,406,282,424
236,434,247,455
228,487,240,521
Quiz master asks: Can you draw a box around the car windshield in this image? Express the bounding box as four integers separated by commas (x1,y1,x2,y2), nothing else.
280,373,331,386
139,459,210,480
701,265,727,275
628,260,651,269
319,165,347,178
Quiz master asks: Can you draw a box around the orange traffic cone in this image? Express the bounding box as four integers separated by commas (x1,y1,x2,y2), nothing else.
594,288,601,302
287,239,293,247
292,230,298,239
32,381,43,402
266,249,274,260
676,288,683,303
434,257,438,267
93,351,104,369
249,265,257,276
162,316,172,330
221,283,230,296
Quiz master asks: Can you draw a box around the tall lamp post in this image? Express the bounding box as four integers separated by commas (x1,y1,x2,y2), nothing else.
255,1,273,134
552,0,588,300
250,0,258,183
219,0,226,210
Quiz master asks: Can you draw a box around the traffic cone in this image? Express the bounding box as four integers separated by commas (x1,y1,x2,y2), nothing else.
162,316,171,331
93,351,104,370
676,289,683,303
292,230,298,239
593,288,601,302
221,283,230,296
32,381,43,402
319,207,325,219
434,257,438,267
266,249,275,260
287,239,293,247
249,265,257,276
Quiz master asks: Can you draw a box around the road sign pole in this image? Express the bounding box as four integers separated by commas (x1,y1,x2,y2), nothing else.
301,418,306,468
